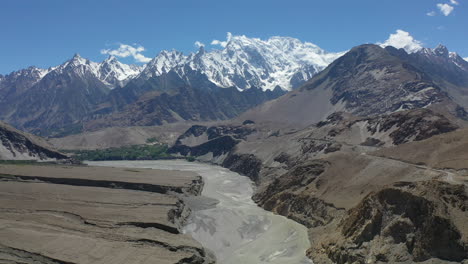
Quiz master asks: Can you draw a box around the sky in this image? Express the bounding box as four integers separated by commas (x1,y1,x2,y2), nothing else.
1,0,467,74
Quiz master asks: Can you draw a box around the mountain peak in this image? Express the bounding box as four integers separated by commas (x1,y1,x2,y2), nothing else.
140,34,345,91
72,53,82,59
434,44,449,56
104,55,118,63
68,53,88,66
196,45,206,55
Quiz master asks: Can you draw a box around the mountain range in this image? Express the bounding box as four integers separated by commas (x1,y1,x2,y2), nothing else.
1,35,468,138
0,35,344,136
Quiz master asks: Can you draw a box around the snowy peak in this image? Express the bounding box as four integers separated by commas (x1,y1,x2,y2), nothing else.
70,53,86,64
142,50,186,78
14,66,51,80
1,54,144,92
37,54,143,89
417,45,468,71
98,56,143,87
140,34,346,91
434,44,449,57
0,66,52,88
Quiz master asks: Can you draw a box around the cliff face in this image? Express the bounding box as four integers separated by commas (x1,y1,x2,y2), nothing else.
312,181,467,264
0,121,68,161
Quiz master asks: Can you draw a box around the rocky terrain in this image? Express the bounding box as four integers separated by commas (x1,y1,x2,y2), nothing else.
168,105,468,263
0,121,68,161
0,163,214,264
238,44,468,129
308,180,467,263
374,127,468,171
86,86,284,131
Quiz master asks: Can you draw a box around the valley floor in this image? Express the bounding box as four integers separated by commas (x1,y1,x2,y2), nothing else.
0,163,211,264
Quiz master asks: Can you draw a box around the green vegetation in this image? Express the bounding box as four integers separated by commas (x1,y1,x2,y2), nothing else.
146,137,159,144
186,156,196,162
69,144,170,161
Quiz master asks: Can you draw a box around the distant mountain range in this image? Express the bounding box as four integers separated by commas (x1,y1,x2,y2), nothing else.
0,35,343,136
0,34,467,137
140,35,345,91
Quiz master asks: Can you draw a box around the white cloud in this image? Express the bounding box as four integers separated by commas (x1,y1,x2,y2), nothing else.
426,11,437,16
379,29,423,53
437,3,454,16
450,0,459,5
194,41,205,48
101,43,151,63
211,32,233,48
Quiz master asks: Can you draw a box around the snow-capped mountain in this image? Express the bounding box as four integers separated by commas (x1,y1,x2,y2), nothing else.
140,35,345,91
98,56,143,87
0,66,52,101
0,54,144,135
416,44,468,72
0,54,143,94
52,54,143,88
2,35,467,137
1,35,342,93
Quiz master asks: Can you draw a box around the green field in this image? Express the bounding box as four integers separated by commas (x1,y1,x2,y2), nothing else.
66,144,171,161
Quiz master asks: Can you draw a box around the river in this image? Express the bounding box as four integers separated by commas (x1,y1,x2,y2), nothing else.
87,160,313,264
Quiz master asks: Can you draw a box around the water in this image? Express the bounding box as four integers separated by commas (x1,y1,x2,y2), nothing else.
87,160,313,264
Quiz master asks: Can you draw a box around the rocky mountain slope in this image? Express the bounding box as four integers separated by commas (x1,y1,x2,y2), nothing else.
239,44,468,128
0,121,68,160
87,86,285,131
0,54,143,136
390,44,468,108
374,127,468,171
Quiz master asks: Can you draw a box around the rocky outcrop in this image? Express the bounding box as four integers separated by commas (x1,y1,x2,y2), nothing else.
169,124,256,159
170,135,240,157
310,181,468,263
254,160,344,228
0,121,69,161
169,123,264,183
311,108,458,147
365,108,458,145
222,153,262,182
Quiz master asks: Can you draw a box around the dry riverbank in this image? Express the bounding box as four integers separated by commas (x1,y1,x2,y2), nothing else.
0,163,213,264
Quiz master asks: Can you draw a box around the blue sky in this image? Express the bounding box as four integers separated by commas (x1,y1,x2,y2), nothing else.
1,0,467,74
